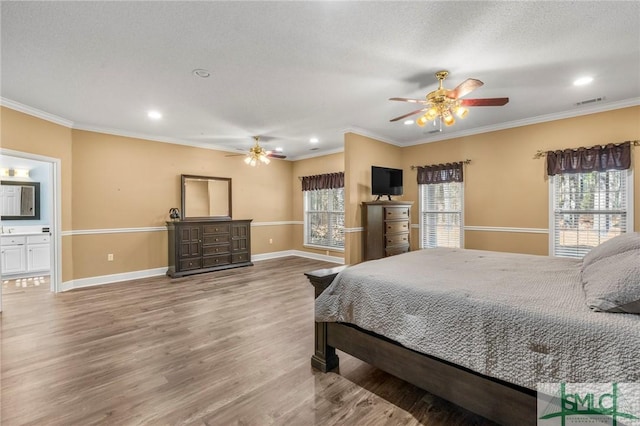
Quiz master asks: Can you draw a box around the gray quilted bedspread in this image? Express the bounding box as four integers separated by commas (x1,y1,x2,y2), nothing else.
315,248,640,390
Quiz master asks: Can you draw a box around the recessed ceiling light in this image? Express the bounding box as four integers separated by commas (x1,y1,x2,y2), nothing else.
310,138,319,143
274,147,283,152
147,110,162,120
193,69,211,78
573,76,593,86
404,119,414,125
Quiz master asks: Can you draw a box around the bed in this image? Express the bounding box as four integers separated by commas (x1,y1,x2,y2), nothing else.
305,234,640,425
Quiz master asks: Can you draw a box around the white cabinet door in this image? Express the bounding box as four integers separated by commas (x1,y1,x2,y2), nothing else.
1,245,27,274
27,243,51,272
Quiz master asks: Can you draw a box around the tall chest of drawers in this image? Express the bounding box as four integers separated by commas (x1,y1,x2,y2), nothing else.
363,201,413,261
167,219,252,278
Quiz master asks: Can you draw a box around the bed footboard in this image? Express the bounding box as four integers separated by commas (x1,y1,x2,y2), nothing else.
305,265,537,425
305,265,346,372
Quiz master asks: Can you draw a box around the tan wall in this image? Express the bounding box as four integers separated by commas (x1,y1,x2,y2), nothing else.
1,107,74,281
400,106,640,255
70,129,294,279
291,152,344,258
344,133,403,264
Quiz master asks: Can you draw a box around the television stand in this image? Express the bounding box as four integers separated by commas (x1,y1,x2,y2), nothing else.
374,195,392,201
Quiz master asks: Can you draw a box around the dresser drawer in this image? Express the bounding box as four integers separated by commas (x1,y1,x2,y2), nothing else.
203,234,230,245
179,258,202,271
386,233,409,246
1,236,26,246
231,252,250,263
385,207,410,220
385,245,409,257
203,245,230,256
385,221,409,234
203,254,231,268
203,223,230,235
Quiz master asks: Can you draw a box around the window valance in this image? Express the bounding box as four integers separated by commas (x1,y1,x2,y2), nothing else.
416,162,464,184
546,141,631,176
301,172,344,191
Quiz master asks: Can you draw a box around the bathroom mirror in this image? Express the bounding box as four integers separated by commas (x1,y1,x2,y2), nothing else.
0,181,41,220
181,175,231,220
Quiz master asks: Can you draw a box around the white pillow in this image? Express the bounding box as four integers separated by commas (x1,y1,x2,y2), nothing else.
582,232,640,269
582,249,640,313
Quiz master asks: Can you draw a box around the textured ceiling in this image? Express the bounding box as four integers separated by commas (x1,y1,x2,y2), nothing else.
2,1,639,159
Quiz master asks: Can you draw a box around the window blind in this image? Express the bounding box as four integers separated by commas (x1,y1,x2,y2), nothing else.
305,188,345,249
552,170,628,258
420,182,463,248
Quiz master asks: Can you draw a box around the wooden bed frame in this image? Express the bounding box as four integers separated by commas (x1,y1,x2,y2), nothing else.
305,266,538,426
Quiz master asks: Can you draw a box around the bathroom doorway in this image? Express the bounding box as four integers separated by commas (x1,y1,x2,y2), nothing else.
0,149,61,312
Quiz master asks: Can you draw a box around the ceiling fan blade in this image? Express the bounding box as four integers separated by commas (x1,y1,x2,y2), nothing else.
460,97,509,106
447,78,483,99
389,97,427,104
390,108,427,122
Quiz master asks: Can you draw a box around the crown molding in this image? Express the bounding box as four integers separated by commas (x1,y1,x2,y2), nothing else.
289,146,345,161
71,123,247,155
342,126,402,146
1,97,74,128
402,98,640,147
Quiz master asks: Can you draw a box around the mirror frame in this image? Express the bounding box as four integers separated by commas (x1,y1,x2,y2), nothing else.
1,180,41,220
181,174,232,221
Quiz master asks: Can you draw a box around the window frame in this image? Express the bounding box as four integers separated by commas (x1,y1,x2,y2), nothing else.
303,187,345,252
419,181,464,249
548,169,634,257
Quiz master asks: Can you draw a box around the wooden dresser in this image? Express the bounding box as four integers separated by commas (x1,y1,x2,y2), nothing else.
363,201,413,261
166,219,252,278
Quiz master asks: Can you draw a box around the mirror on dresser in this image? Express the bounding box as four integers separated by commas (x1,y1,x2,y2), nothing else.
181,175,232,220
0,181,41,220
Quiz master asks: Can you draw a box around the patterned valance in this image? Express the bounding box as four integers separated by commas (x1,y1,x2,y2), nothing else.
301,172,344,191
416,162,464,184
546,141,631,176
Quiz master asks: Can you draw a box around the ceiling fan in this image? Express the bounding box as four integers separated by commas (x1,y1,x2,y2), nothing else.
226,136,286,166
389,70,509,127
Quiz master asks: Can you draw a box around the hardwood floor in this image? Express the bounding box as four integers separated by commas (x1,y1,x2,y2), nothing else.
1,257,494,425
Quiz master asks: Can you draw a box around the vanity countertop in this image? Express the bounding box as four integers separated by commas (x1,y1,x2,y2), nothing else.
1,226,50,236
1,232,50,237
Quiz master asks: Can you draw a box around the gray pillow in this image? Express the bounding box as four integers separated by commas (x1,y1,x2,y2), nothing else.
582,249,640,313
582,232,640,269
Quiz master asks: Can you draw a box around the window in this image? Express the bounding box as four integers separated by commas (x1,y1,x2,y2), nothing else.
304,188,345,250
419,182,463,248
550,169,633,258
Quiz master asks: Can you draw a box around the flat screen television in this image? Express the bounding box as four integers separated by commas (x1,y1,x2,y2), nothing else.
371,166,403,200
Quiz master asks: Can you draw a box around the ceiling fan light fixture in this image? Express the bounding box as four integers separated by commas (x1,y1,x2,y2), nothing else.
442,110,455,126
389,70,509,129
425,108,438,121
243,136,277,166
454,106,468,119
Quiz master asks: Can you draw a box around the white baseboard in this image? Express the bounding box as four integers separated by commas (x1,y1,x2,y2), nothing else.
60,251,343,292
61,267,168,292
